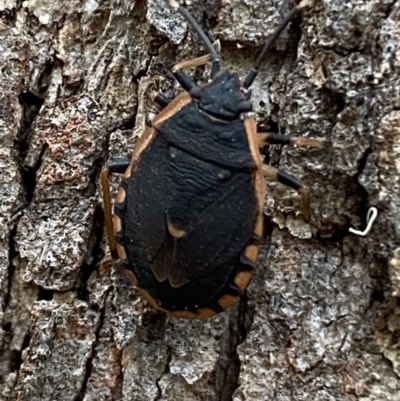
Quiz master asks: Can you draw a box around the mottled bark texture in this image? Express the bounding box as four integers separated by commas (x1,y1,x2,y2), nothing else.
0,0,399,400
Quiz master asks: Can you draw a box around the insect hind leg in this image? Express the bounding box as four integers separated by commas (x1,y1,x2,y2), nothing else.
101,158,130,259
262,165,310,221
151,92,172,110
258,132,331,148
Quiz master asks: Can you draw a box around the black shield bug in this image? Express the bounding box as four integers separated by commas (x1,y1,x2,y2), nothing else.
101,0,328,319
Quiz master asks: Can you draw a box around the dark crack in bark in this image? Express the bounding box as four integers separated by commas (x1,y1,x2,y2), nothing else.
154,345,172,401
3,226,17,318
215,216,275,401
15,92,46,208
74,289,110,401
2,88,46,317
2,1,400,399
76,206,105,302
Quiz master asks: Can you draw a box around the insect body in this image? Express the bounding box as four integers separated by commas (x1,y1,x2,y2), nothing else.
102,0,326,319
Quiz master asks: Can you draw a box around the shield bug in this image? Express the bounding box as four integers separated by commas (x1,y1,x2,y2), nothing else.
101,0,327,319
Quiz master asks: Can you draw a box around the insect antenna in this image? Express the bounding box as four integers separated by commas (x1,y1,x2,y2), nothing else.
242,0,311,89
167,0,220,77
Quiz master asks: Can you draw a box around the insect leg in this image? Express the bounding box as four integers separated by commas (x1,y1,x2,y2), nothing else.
262,165,310,221
258,132,330,148
101,166,119,259
172,55,213,94
151,92,171,110
152,55,211,109
172,69,199,93
101,158,130,259
106,158,131,174
173,54,212,72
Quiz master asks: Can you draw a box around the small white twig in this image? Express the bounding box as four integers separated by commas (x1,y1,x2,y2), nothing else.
349,207,378,236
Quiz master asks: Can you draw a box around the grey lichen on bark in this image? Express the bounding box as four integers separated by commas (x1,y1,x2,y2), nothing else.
0,0,399,400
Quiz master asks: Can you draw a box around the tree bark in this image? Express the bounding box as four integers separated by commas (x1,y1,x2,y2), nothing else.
1,0,399,400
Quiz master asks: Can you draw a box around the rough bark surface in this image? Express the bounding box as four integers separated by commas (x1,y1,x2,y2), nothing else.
0,0,399,400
